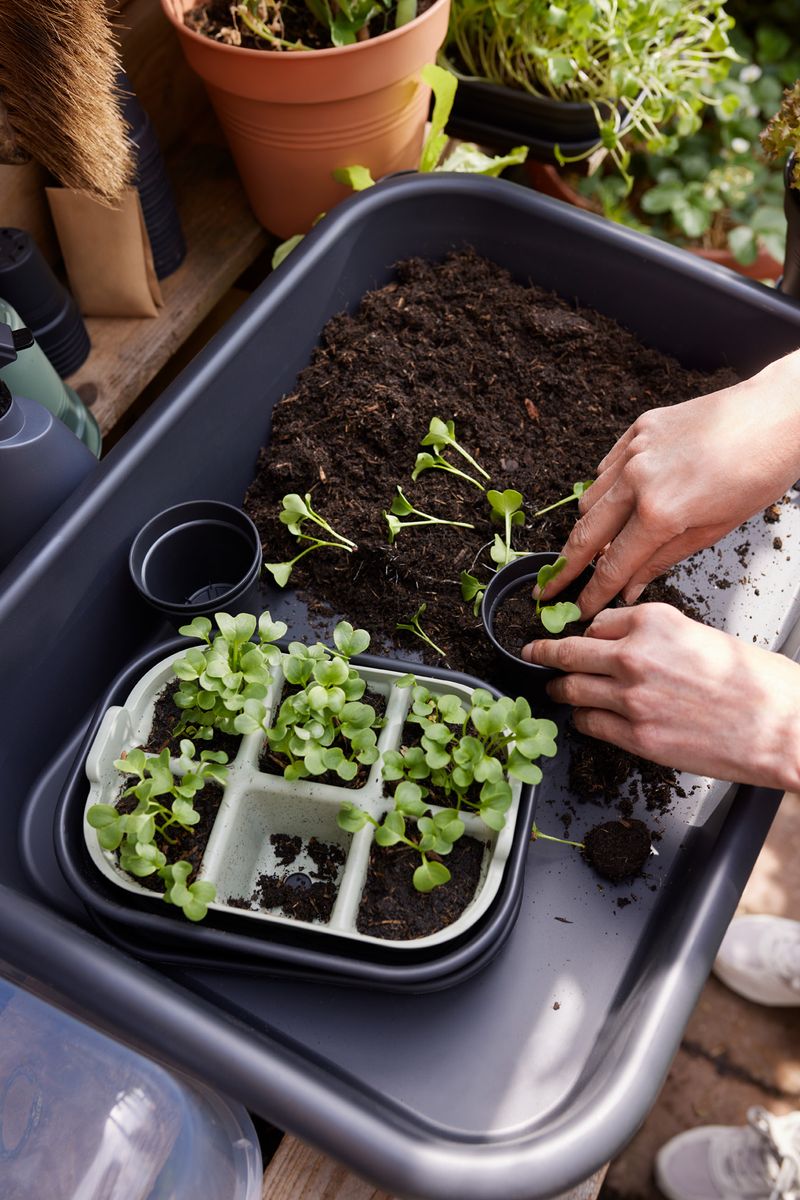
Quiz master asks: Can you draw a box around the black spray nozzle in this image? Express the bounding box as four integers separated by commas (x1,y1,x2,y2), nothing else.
0,322,34,368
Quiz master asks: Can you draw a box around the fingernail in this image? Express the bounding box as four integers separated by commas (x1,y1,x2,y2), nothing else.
521,642,536,663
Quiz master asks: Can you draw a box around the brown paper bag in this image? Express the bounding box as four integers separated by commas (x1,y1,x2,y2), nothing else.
46,186,163,317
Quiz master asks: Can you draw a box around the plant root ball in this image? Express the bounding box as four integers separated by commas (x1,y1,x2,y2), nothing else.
583,819,652,883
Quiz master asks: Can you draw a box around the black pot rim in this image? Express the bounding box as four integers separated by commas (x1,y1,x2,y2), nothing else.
128,499,262,617
482,551,591,676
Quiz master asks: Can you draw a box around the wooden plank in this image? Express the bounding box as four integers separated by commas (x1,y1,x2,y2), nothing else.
65,138,269,437
261,1137,395,1200
260,1136,608,1200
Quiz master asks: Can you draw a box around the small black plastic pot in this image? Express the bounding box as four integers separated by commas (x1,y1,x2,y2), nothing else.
481,552,592,689
445,75,632,163
0,228,90,377
117,73,186,281
780,152,800,301
129,500,262,629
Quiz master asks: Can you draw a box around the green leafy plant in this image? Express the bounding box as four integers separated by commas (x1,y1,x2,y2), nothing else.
339,675,558,891
761,78,800,188
231,0,416,52
534,480,592,518
487,488,525,568
265,492,357,587
575,43,796,267
384,486,475,543
272,64,528,268
396,603,446,657
338,793,462,892
87,740,228,921
412,450,486,490
443,0,736,184
534,556,582,635
259,622,382,783
421,417,490,481
171,610,286,743
460,569,485,616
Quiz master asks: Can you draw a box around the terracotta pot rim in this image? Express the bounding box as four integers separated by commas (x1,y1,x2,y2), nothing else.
161,0,448,58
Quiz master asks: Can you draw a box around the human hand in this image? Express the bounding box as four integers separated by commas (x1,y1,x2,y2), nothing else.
522,603,800,791
540,349,800,619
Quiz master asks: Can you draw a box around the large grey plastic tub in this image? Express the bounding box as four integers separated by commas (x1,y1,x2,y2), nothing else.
4,174,800,1200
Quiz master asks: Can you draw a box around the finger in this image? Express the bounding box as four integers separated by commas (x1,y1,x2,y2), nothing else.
577,455,626,515
597,424,637,474
544,483,634,599
619,524,735,604
522,632,622,675
546,673,630,714
571,707,638,754
574,511,677,619
584,607,638,639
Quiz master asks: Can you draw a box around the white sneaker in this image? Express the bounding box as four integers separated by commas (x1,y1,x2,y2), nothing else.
655,1107,800,1200
713,915,800,1007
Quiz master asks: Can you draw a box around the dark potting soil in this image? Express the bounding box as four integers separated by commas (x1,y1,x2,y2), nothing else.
143,682,242,762
185,0,434,51
244,248,737,813
115,780,224,893
235,837,347,922
583,818,652,884
492,580,589,655
357,831,485,939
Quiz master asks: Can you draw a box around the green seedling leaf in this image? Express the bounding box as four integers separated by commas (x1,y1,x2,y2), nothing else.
375,809,406,846
265,561,293,588
487,488,524,520
419,64,458,173
533,481,593,518
395,780,426,815
541,601,582,634
420,417,489,479
413,858,451,892
178,616,213,643
333,620,371,658
338,802,371,833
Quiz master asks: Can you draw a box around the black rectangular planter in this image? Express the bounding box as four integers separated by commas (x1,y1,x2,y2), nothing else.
3,175,800,1200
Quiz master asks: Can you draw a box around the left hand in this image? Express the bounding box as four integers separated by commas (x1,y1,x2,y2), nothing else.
522,603,800,790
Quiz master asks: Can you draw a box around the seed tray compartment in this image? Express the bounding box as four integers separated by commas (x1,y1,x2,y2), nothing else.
5,175,800,1199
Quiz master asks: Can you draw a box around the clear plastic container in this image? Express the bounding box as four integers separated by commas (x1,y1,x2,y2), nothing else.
0,969,262,1199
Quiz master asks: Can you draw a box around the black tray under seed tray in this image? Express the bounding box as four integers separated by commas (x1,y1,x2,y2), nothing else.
5,175,800,1199
51,640,537,990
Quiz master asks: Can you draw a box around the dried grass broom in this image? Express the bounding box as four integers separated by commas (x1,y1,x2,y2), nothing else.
0,0,133,202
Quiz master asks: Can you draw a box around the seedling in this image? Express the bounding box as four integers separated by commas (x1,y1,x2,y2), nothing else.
460,570,485,616
87,740,228,922
259,622,383,783
338,792,462,892
384,486,475,543
265,492,357,587
383,677,558,830
534,481,593,518
396,603,446,658
421,418,490,480
411,450,486,491
530,823,585,849
172,610,286,742
534,557,582,635
488,488,526,568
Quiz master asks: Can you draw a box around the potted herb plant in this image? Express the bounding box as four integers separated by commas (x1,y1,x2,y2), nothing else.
761,78,800,297
75,608,558,949
160,0,450,235
440,0,736,182
527,24,799,283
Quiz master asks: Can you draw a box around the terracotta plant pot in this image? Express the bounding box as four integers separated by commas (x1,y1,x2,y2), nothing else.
527,162,784,282
161,0,450,237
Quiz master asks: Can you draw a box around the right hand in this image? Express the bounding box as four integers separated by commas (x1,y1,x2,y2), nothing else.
541,348,800,619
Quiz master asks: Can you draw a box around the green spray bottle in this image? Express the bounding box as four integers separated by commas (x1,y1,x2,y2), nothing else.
0,298,100,456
